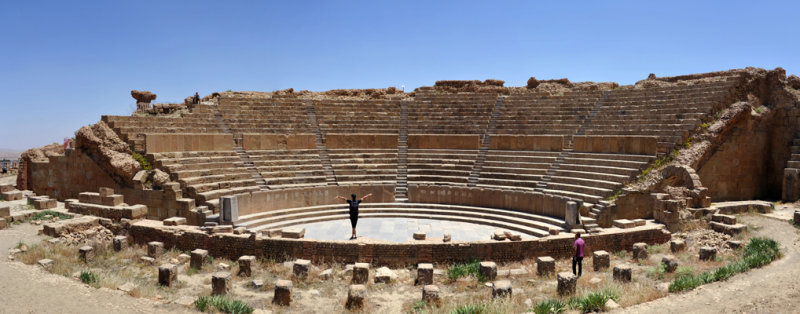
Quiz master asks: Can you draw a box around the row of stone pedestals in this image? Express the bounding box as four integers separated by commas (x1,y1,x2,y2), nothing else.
67,187,148,220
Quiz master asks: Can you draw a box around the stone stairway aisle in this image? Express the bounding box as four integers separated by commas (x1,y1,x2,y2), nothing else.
782,137,800,201
468,96,506,186
395,101,409,202
211,107,269,190
306,103,338,186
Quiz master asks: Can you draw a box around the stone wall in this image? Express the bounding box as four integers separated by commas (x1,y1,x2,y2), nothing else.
490,135,563,151
235,185,395,217
573,136,658,155
30,149,190,220
325,134,397,149
145,134,233,153
241,134,316,150
408,185,577,221
129,219,671,265
408,134,481,149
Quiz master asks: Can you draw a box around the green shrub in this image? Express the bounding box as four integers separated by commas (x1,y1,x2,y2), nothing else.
131,151,152,171
532,299,566,314
194,295,253,314
446,259,485,282
647,263,667,280
450,303,488,314
669,237,780,293
29,210,73,221
410,300,428,313
701,122,710,129
80,271,99,286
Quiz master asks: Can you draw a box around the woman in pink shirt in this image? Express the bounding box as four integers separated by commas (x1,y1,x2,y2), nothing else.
573,232,584,277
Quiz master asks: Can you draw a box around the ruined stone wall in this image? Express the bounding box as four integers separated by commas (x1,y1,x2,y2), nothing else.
30,149,191,220
235,185,395,217
573,136,658,155
325,134,398,149
489,135,563,151
408,134,482,149
144,134,234,153
129,220,670,265
241,134,316,150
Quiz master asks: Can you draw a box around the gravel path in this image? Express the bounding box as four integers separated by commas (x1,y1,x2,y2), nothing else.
0,224,191,314
619,211,800,314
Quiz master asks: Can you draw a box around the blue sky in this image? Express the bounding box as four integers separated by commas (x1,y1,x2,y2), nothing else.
1,1,798,150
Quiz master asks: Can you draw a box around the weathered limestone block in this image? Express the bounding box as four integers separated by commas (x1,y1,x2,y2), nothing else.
442,233,451,242
233,227,247,235
613,219,635,229
38,259,54,270
346,284,367,310
2,191,22,201
211,272,232,295
662,255,678,273
0,184,13,192
99,187,114,197
272,279,292,306
632,242,648,260
783,168,800,201
293,259,311,280
613,264,632,282
794,211,800,226
413,231,426,240
710,222,747,235
177,253,190,264
237,255,255,277
191,249,209,270
79,245,94,263
537,256,555,276
727,240,743,249
557,272,577,296
670,239,686,253
422,285,441,306
0,217,6,229
101,195,124,207
147,241,164,259
213,225,233,234
140,256,156,265
113,235,128,252
374,266,396,283
711,214,737,225
281,227,305,239
416,263,434,285
492,230,506,241
352,262,370,284
699,246,717,261
163,217,187,226
33,198,57,210
0,205,10,217
158,263,178,286
593,250,610,271
479,261,498,281
492,280,513,298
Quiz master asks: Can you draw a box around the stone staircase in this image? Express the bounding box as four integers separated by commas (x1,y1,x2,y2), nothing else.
782,137,800,201
395,101,409,202
468,96,505,186
306,103,337,186
211,106,268,190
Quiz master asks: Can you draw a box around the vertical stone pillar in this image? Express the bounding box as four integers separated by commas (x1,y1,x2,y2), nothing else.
191,249,209,270
492,280,513,298
352,263,370,284
273,279,293,306
113,236,127,252
346,285,367,309
479,261,497,281
565,201,579,228
220,196,239,223
212,272,232,295
293,259,311,280
415,263,433,285
147,241,164,259
79,246,94,263
237,255,255,277
557,272,577,296
158,263,178,286
593,250,610,271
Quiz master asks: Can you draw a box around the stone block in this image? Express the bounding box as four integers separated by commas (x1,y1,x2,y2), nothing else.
2,191,22,201
422,285,441,306
33,199,56,210
264,229,282,238
0,205,10,217
220,195,239,223
492,230,506,241
593,250,610,271
238,255,255,277
147,241,164,259
613,264,632,282
346,284,366,310
632,219,646,227
549,228,560,235
98,187,114,197
537,256,555,276
211,272,232,295
163,217,187,226
293,259,311,280
492,280,513,298
442,233,451,242
191,249,209,270
101,195,124,207
374,266,396,283
479,261,497,281
0,217,6,229
509,233,522,241
795,211,800,226
557,272,577,296
727,240,743,249
632,242,648,260
140,256,156,265
670,239,686,253
699,246,717,261
213,225,233,233
413,231,426,240
319,269,333,280
662,255,678,273
710,222,747,235
113,235,128,252
176,198,195,211
416,263,433,285
0,184,13,192
177,253,190,264
565,201,579,228
79,245,94,263
38,258,54,270
233,227,247,234
352,262,370,284
281,227,305,239
613,219,635,229
711,214,737,225
158,263,178,286
273,279,292,306
78,192,101,204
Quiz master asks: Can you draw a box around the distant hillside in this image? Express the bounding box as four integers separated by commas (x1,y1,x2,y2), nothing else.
0,148,22,160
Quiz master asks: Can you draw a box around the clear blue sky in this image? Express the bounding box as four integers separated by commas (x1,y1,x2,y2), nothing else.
1,1,798,151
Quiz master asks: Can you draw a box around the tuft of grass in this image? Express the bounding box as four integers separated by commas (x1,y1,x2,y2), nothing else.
669,237,780,292
701,122,710,129
446,259,485,283
194,295,254,314
131,151,152,171
531,299,566,314
647,263,667,280
450,303,488,314
605,189,622,201
28,210,73,221
567,288,620,313
80,270,99,286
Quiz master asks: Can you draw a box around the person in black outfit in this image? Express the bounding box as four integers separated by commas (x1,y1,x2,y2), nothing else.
193,92,200,104
336,193,373,239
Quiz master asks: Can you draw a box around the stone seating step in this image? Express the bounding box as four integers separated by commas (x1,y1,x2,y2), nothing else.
562,157,647,169
558,163,640,177
548,176,621,190
542,189,603,204
545,181,612,197
551,169,629,182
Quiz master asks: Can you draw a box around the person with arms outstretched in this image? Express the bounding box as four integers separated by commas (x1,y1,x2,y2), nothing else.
336,193,373,239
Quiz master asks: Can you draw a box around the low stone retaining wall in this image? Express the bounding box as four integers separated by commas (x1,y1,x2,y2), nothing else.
235,185,395,217
573,136,658,155
490,135,563,151
326,134,397,149
144,134,233,153
128,220,670,266
241,134,316,150
408,134,481,149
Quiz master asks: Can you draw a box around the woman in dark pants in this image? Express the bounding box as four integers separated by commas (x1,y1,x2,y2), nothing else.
336,193,373,239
